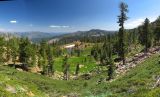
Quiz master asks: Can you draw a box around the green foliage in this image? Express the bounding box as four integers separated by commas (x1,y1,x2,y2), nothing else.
91,43,101,61
0,37,5,63
53,46,62,57
154,16,160,44
142,18,153,52
9,37,19,64
47,45,55,75
0,50,159,97
0,1,160,96
102,34,115,80
62,55,70,80
19,38,37,67
75,63,80,75
117,2,128,65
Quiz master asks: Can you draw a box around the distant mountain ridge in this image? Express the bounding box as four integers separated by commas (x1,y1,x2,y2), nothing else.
0,31,70,43
14,32,69,42
49,29,116,44
63,29,115,37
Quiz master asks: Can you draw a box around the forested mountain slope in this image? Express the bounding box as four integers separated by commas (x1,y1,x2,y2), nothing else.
0,53,159,97
49,29,116,44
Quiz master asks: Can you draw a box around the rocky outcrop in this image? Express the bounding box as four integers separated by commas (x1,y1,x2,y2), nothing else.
116,46,160,77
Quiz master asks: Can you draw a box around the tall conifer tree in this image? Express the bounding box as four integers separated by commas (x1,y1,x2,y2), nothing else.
143,18,152,52
117,2,128,65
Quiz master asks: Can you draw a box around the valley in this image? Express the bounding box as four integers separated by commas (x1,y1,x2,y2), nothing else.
0,0,160,97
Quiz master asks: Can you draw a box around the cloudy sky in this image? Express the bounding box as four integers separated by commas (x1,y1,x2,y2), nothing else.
0,0,160,32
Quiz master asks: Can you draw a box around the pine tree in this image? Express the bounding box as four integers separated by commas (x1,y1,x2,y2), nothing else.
39,41,48,74
99,34,115,80
62,55,70,80
0,37,5,63
38,54,43,68
30,45,37,67
19,38,30,64
91,43,100,61
10,37,19,65
143,18,152,52
6,38,11,62
154,16,160,45
75,63,80,76
75,41,81,57
106,34,115,80
132,29,139,49
138,26,144,45
47,45,54,76
117,2,128,65
19,38,36,67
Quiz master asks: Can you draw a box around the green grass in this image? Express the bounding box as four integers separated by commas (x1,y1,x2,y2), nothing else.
92,54,160,97
54,45,97,74
53,43,143,75
0,54,160,97
54,56,97,74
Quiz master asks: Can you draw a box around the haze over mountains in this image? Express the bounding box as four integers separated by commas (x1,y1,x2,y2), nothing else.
13,32,69,43
49,29,116,43
0,29,115,43
0,31,70,43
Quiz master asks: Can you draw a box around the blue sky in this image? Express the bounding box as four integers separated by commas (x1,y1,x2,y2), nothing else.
0,0,160,32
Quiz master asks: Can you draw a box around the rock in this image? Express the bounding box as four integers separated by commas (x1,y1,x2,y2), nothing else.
80,73,91,80
29,66,42,73
79,64,84,68
26,91,35,97
115,46,160,78
16,68,23,71
5,85,16,93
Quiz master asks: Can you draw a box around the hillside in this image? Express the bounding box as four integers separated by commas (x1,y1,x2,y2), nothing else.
49,29,116,44
14,32,69,43
0,1,160,97
0,54,159,97
0,32,69,43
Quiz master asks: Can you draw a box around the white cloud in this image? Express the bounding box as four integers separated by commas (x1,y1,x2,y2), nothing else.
125,16,158,29
149,16,157,22
49,25,69,28
10,20,17,24
125,18,144,29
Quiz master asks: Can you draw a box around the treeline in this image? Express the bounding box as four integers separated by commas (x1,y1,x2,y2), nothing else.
53,29,116,45
0,35,82,80
57,35,114,45
0,37,63,75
